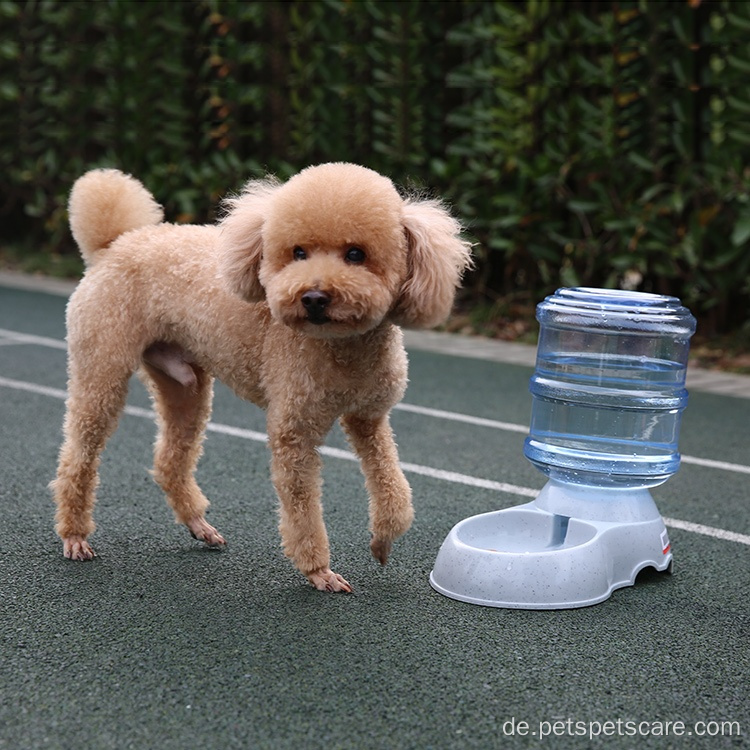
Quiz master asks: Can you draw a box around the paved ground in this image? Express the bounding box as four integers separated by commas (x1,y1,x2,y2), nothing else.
1,272,748,749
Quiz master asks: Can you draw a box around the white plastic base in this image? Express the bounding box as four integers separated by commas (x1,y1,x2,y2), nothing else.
429,480,673,609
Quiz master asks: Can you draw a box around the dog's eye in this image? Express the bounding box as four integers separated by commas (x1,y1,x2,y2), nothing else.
293,246,307,261
345,247,366,264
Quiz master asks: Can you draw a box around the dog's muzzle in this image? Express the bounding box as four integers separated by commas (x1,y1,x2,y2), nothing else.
301,289,331,324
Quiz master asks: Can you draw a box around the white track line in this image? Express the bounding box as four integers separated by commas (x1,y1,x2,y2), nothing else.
662,517,750,546
680,455,750,475
393,403,750,477
0,327,68,350
0,374,747,547
0,377,68,400
394,402,528,434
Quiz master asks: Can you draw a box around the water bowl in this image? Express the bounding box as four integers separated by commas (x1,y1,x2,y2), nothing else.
429,484,673,609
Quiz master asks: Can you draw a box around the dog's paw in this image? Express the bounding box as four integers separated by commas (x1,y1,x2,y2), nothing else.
186,517,227,548
370,536,392,566
307,568,353,593
63,536,96,561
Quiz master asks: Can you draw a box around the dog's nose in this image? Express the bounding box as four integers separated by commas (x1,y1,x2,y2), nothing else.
301,289,331,317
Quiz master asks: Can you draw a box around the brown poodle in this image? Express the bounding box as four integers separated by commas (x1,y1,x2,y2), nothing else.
51,163,472,592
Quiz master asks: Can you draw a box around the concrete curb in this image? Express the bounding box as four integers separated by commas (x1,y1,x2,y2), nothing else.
0,269,78,297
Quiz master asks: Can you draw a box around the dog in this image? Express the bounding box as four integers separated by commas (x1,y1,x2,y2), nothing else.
51,162,472,592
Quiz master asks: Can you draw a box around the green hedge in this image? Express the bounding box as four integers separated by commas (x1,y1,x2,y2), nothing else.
2,0,749,333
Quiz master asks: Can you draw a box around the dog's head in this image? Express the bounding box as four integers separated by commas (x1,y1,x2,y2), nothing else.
220,163,472,338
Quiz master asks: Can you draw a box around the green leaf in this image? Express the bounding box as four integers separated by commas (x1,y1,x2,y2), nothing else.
731,214,750,247
727,54,750,74
567,200,600,213
639,183,670,204
560,264,580,287
628,152,656,171
604,219,637,232
727,12,750,32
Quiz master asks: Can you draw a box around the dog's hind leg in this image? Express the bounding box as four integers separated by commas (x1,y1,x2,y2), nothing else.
140,362,226,549
340,413,414,566
51,362,132,560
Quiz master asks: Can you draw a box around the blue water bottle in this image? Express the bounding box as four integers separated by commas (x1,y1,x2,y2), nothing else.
525,288,696,491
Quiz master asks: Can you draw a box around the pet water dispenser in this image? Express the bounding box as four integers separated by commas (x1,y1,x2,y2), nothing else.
430,287,696,609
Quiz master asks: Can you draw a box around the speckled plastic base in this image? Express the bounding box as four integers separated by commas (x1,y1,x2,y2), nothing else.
430,481,673,609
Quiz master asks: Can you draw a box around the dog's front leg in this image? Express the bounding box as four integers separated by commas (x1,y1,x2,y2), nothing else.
267,413,352,593
340,413,414,566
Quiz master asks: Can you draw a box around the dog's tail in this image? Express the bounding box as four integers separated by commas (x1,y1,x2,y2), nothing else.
68,169,164,265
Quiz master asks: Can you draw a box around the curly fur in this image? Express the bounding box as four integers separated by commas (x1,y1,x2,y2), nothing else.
51,162,472,592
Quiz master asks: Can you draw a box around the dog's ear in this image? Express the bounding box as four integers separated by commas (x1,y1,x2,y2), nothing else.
219,177,281,302
391,198,474,328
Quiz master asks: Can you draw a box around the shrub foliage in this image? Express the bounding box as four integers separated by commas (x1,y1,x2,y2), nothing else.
1,0,749,332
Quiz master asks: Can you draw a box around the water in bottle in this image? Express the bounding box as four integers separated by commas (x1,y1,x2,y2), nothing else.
524,288,696,489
